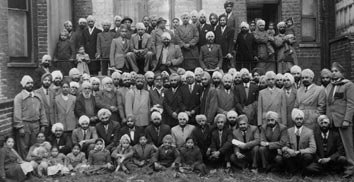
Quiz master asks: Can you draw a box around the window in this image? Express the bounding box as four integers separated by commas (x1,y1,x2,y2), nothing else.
301,0,317,42
7,0,31,58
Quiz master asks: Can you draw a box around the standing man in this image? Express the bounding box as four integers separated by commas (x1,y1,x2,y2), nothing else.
71,18,87,51
283,73,297,127
14,75,48,158
110,15,123,38
290,65,302,89
197,10,213,49
221,1,239,43
209,13,219,32
151,17,174,56
142,16,154,34
326,62,354,178
96,20,115,76
320,68,332,96
234,22,258,70
33,55,53,89
163,73,183,127
83,15,102,75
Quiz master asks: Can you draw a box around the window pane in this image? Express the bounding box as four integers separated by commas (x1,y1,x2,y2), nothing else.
301,18,316,41
8,10,28,57
8,0,27,10
302,0,316,16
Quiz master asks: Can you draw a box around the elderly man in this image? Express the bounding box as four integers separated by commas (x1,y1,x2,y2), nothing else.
111,71,121,91
282,109,316,175
75,81,97,125
320,68,332,95
221,1,239,43
83,15,102,75
171,112,195,148
117,72,131,123
125,74,151,127
144,71,155,91
14,75,48,158
50,70,64,96
90,77,101,96
258,71,287,126
294,69,326,129
327,62,354,178
304,115,346,176
235,68,259,125
199,31,223,71
197,10,213,48
71,18,87,51
163,73,183,127
275,73,284,89
69,81,80,96
48,122,72,155
149,73,165,107
127,22,153,73
145,111,171,147
110,24,132,71
72,115,98,154
151,17,175,55
257,111,287,171
227,111,238,131
175,13,200,70
95,77,119,122
34,55,52,89
110,15,122,37
254,19,275,72
235,22,258,70
283,73,297,127
68,68,81,82
115,115,144,146
214,14,235,72
96,20,115,75
290,65,302,89
230,115,260,172
192,114,211,160
96,108,120,150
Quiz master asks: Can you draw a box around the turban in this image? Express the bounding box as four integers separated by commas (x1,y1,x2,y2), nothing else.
237,114,249,124
151,111,162,120
212,71,223,79
195,114,207,122
161,71,170,78
234,72,241,78
177,68,186,76
41,73,52,83
277,21,286,29
222,73,233,82
199,10,206,17
228,68,237,77
135,74,144,82
256,19,265,27
181,74,187,82
69,68,81,77
320,68,332,77
169,73,180,80
70,81,80,88
79,115,90,125
130,71,137,79
283,73,294,84
185,71,195,78
194,67,204,75
144,71,154,79
224,1,234,8
240,68,250,76
90,77,100,84
51,70,63,80
78,18,87,23
114,15,122,21
42,55,51,63
135,22,146,30
121,72,131,80
120,134,131,144
190,10,199,18
214,114,227,123
205,31,215,39
86,15,95,22
317,115,330,125
265,71,276,79
161,32,171,40
101,20,111,26
111,71,121,79
202,71,211,81
81,81,92,88
181,12,190,19
21,75,33,87
301,69,314,78
240,21,250,29
162,134,174,143
102,76,112,85
97,108,112,118
275,73,284,80
291,108,304,121
259,75,266,82
227,111,238,119
290,65,302,74
265,111,279,120
51,123,64,133
82,73,90,80
178,112,189,120
331,62,345,74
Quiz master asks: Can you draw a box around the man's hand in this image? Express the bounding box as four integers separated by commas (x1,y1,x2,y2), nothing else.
211,151,220,158
226,53,233,59
319,158,331,164
172,112,178,119
260,141,269,147
342,120,350,128
79,141,85,147
236,152,245,159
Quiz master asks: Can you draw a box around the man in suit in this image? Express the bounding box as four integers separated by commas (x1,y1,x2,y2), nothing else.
294,69,326,129
178,71,203,125
121,16,135,39
117,72,132,124
283,73,297,127
209,13,219,32
221,1,239,43
142,16,154,34
71,115,98,154
257,111,288,171
145,112,171,147
109,24,132,71
214,14,235,72
48,123,72,155
115,115,144,146
54,81,76,133
199,31,223,71
235,22,258,70
152,32,183,73
162,73,183,127
200,71,212,115
149,73,165,107
71,18,87,51
320,68,332,96
144,71,155,91
197,10,213,49
83,15,102,75
257,71,287,126
282,109,316,174
126,22,153,73
110,15,122,38
290,65,302,89
95,77,119,122
33,55,52,89
175,13,200,70
96,109,120,150
171,112,195,148
235,68,259,125
151,17,175,56
304,115,347,175
96,20,115,75
230,115,260,172
191,114,212,161
326,62,354,178
75,81,98,125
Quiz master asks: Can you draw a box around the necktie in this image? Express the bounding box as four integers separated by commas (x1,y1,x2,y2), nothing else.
323,133,328,155
245,85,249,98
295,129,300,150
138,35,143,49
155,127,160,137
189,85,193,93
83,130,87,140
305,87,308,93
242,131,247,143
104,125,108,133
219,131,223,147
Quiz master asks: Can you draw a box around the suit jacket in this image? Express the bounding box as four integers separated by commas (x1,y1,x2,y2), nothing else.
54,94,77,131
260,123,288,150
235,83,259,112
35,87,56,125
130,33,153,52
74,93,97,118
200,85,212,115
115,126,145,146
210,128,233,155
233,125,260,153
214,25,235,57
95,90,119,121
199,44,223,69
221,12,239,40
83,27,102,58
178,84,203,113
71,126,98,145
326,80,354,127
211,88,236,115
175,24,200,69
125,89,150,127
33,67,51,89
71,29,85,51
145,124,171,147
151,28,175,54
191,125,212,155
96,31,115,58
284,88,297,127
198,23,213,47
109,37,132,69
110,27,121,38
258,88,287,126
162,87,183,127
235,32,257,62
149,88,166,106
153,43,184,73
117,87,130,120
313,128,344,160
284,126,316,154
96,121,120,146
47,133,73,155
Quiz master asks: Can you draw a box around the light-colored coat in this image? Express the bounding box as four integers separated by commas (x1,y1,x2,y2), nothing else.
130,33,153,51
284,88,297,127
34,87,56,125
125,89,150,127
54,94,77,131
175,24,200,70
153,43,184,73
109,37,132,69
258,87,287,126
283,126,316,154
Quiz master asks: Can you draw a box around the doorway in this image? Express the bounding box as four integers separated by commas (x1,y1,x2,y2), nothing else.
246,0,280,27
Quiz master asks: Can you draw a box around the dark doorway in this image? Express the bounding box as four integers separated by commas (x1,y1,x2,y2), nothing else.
247,2,280,28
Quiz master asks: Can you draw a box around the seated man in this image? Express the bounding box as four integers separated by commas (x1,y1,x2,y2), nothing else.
304,115,347,176
199,31,223,71
116,115,145,146
171,112,195,148
282,109,316,175
72,115,98,154
191,114,211,161
230,115,260,172
95,108,120,150
258,111,288,171
145,111,171,147
47,123,72,155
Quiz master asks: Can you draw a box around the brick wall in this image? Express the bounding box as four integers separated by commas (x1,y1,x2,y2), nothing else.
72,0,93,29
233,0,247,23
37,0,48,62
0,99,13,144
330,37,354,81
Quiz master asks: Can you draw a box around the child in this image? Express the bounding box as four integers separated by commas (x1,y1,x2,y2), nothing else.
285,18,295,55
76,46,90,75
53,30,75,76
152,135,180,171
86,138,113,175
266,22,275,56
47,146,70,176
132,135,157,173
67,144,88,172
111,134,134,174
179,137,208,176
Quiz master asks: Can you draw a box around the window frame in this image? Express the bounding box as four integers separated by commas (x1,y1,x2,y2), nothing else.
301,0,318,43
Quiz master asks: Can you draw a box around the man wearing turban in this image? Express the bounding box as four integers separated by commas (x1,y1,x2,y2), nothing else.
151,17,175,57
283,73,297,127
47,122,73,155
320,68,332,93
197,10,213,49
221,0,239,43
34,55,53,89
254,19,275,72
96,19,115,75
83,15,102,75
71,115,98,154
199,31,223,70
235,21,258,69
95,77,119,122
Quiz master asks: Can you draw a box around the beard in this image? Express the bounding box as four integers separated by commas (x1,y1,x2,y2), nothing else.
242,78,250,83
213,81,220,87
321,80,330,87
224,84,231,90
153,122,161,127
320,126,329,133
136,84,144,90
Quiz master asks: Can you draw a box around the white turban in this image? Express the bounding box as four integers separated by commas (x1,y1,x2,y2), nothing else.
199,10,206,17
256,19,265,27
51,70,63,80
290,65,302,74
144,71,154,79
51,123,64,133
265,111,279,120
228,68,237,77
205,31,215,39
234,72,241,78
20,75,33,87
78,18,87,24
135,22,146,30
42,55,51,63
194,67,203,75
111,71,121,79
177,68,186,75
114,15,122,21
291,108,304,121
301,69,314,79
317,115,330,125
122,72,131,80
212,71,223,79
277,21,286,29
283,73,294,84
102,76,112,85
161,71,170,78
69,68,81,77
321,68,332,77
130,71,137,79
151,111,162,120
81,81,92,88
161,32,171,40
101,20,111,26
90,77,100,84
97,108,112,118
86,15,95,22
78,115,90,125
178,112,189,120
195,114,207,121
185,71,195,78
275,73,284,80
190,10,199,17
240,21,250,29
240,68,250,76
222,73,233,82
120,134,131,144
181,12,191,19
265,71,276,79
70,81,80,88
227,111,238,119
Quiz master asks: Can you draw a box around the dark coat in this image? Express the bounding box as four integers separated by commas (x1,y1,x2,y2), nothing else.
95,90,119,122
149,88,166,107
191,125,212,156
178,84,203,113
235,32,258,62
313,128,345,160
145,124,171,147
115,126,145,146
260,123,288,150
83,27,102,58
47,133,73,155
75,93,97,118
162,87,183,127
198,23,213,48
214,26,235,57
209,128,233,155
96,121,120,147
33,67,52,89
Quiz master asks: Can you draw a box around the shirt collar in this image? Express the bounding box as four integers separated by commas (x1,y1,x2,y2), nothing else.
23,90,34,98
295,126,303,135
322,131,329,138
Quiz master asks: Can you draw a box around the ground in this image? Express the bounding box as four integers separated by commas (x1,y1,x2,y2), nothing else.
27,168,353,182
